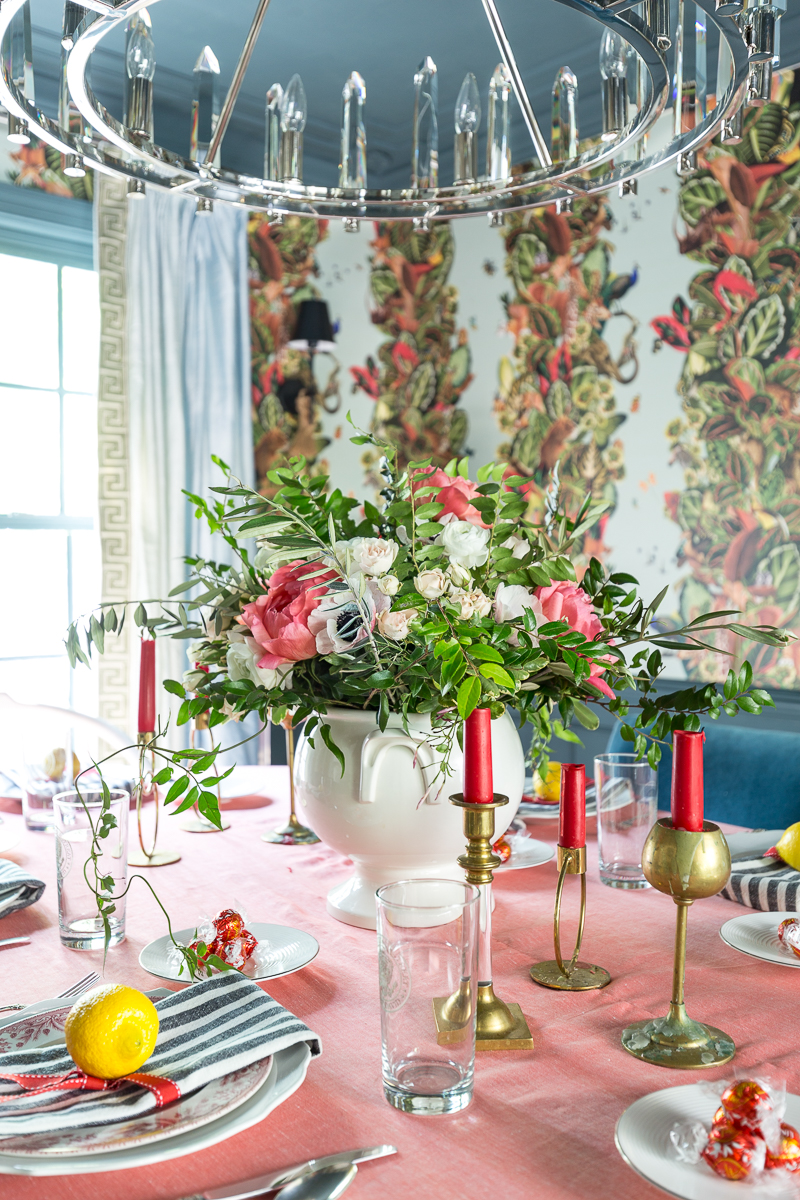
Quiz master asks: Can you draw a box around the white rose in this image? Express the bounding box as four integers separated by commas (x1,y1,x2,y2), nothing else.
502,534,529,560
447,561,472,589
226,641,292,690
377,574,401,596
449,589,493,620
415,568,450,600
183,669,208,691
342,536,398,577
493,582,542,624
377,608,417,641
440,520,490,569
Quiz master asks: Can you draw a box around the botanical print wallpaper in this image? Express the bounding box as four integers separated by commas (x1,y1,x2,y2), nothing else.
493,200,638,567
2,130,92,200
248,214,337,494
349,221,472,488
652,79,800,689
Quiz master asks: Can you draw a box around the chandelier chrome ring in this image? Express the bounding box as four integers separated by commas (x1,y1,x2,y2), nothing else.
0,0,749,219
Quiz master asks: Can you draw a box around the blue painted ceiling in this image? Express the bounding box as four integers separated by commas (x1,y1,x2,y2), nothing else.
27,0,800,192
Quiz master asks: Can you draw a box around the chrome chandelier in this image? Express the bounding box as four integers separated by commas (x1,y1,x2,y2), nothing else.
0,0,771,223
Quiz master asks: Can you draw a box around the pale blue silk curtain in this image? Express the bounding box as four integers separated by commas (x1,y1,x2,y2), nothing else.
126,191,254,742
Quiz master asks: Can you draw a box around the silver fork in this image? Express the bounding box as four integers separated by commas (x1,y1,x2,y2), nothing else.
0,970,100,1014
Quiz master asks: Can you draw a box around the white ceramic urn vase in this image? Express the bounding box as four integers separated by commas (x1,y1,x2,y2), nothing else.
293,705,525,929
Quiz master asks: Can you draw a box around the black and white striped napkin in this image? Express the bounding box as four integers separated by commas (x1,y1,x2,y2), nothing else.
721,856,800,913
0,973,320,1136
0,858,45,919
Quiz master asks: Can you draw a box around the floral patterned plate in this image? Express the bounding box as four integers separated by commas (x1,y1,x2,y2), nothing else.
0,998,272,1157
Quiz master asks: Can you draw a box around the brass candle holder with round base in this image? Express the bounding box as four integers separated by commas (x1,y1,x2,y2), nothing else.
433,793,534,1052
621,817,735,1069
262,722,320,846
128,732,181,868
530,845,612,991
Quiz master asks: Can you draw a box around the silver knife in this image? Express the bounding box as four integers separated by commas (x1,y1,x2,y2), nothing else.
181,1145,397,1200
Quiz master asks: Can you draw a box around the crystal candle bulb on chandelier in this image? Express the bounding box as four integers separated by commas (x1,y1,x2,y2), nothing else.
2,0,752,222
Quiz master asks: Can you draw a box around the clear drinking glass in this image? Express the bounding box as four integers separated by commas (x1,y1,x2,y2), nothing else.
54,788,128,949
376,878,479,1115
594,753,657,889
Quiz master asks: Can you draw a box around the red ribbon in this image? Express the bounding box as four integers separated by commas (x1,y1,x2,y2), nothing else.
0,1069,180,1108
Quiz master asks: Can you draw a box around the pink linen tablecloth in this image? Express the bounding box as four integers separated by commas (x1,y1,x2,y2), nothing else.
0,769,793,1200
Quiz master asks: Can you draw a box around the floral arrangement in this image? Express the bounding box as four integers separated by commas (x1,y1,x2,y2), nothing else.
652,73,800,687
249,214,337,494
494,200,638,567
69,432,790,794
350,222,472,488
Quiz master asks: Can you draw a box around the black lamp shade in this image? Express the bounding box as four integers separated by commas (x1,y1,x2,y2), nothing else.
288,299,336,352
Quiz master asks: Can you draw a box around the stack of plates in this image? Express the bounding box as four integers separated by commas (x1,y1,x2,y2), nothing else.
0,992,311,1176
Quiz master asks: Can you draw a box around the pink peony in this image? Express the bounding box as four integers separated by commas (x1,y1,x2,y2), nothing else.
535,581,615,699
238,561,335,669
411,467,488,528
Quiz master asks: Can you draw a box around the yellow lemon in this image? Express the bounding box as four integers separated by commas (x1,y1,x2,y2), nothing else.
64,984,159,1080
776,823,800,872
43,748,80,781
533,761,561,803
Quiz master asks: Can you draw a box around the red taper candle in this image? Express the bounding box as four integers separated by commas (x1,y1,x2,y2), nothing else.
138,637,156,734
559,763,586,849
671,729,704,832
463,708,494,803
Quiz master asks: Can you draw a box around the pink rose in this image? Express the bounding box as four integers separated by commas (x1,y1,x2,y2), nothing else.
239,560,335,669
411,467,488,528
535,581,615,699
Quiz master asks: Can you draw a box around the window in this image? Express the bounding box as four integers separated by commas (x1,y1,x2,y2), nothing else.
0,251,101,712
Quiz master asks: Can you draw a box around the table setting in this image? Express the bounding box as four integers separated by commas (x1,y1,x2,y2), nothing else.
0,454,797,1199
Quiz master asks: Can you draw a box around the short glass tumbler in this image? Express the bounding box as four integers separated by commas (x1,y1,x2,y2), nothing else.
594,753,657,889
54,789,128,949
376,878,479,1115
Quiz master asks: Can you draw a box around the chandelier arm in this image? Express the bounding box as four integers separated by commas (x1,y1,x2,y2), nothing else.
205,0,274,167
478,0,553,169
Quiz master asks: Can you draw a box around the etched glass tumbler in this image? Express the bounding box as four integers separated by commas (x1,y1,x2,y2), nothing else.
54,789,128,949
594,753,657,889
376,878,479,1115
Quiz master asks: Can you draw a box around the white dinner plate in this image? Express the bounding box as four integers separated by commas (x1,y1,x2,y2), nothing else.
616,1082,800,1199
139,922,320,985
720,910,800,969
495,835,554,872
0,1040,311,1176
0,819,22,855
518,799,597,821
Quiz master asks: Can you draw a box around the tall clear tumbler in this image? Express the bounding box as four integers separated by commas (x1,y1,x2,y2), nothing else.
376,879,479,1115
594,753,658,889
54,789,128,949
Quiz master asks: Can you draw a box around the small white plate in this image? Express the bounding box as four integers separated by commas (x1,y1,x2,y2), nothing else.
139,922,320,985
720,910,800,969
616,1082,800,1199
495,835,554,872
518,800,597,821
0,819,22,855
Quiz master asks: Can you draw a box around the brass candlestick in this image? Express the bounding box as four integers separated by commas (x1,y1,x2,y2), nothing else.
530,844,612,991
262,722,320,846
128,732,181,867
621,817,735,1068
434,793,534,1051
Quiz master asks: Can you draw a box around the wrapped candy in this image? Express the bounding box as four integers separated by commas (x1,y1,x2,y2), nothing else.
701,1121,766,1181
670,1076,797,1184
720,1080,774,1131
189,908,258,970
765,1124,800,1172
778,917,800,960
492,835,512,864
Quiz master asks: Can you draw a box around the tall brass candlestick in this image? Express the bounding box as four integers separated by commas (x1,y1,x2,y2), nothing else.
621,817,735,1068
434,793,534,1051
529,843,611,991
262,721,320,846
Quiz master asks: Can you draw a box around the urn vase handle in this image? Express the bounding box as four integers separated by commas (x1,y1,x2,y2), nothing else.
359,729,439,805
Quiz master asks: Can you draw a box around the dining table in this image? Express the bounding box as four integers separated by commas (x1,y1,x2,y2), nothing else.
0,769,792,1200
